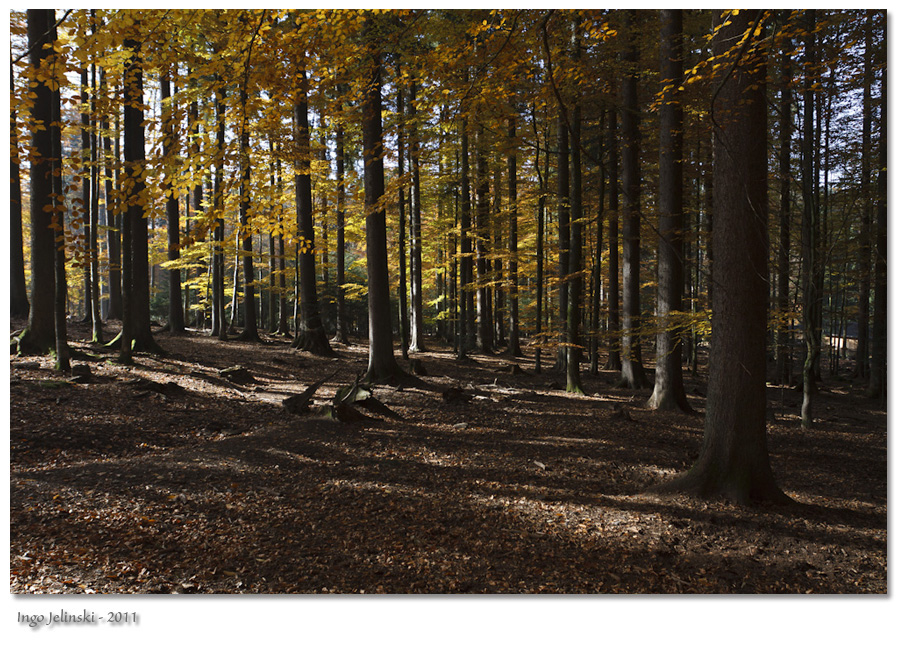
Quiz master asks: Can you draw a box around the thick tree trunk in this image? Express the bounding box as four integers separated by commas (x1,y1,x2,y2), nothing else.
17,9,58,356
290,63,332,355
648,9,690,411
236,86,260,342
121,30,162,357
651,10,788,505
361,27,404,383
10,62,29,320
475,123,493,354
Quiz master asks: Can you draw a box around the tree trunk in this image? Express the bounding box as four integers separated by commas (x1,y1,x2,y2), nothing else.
50,21,69,371
408,80,427,353
801,10,820,429
88,53,103,342
211,83,227,340
856,10,873,380
236,85,260,342
162,73,185,335
589,114,606,375
619,11,649,388
604,108,622,371
556,111,570,371
775,29,793,386
651,10,789,505
361,28,405,383
101,70,123,321
566,28,585,395
122,29,162,357
648,9,690,411
457,109,474,360
332,117,350,344
867,16,887,401
79,68,92,325
533,111,549,373
396,74,410,359
506,114,522,356
17,9,58,356
10,62,29,320
475,123,493,354
290,62,332,355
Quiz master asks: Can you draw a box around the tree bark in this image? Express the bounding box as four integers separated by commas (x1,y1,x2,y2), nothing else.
101,69,123,321
604,108,622,371
121,29,162,357
396,74,410,359
161,73,185,334
10,61,29,320
17,9,58,356
648,9,690,411
556,111,570,371
776,27,793,386
800,9,820,429
211,82,228,340
408,80,427,353
566,34,584,394
50,18,69,371
867,15,887,401
361,24,404,383
856,10,873,380
290,61,332,355
619,10,649,388
475,123,493,354
651,10,789,504
235,84,260,342
457,108,474,360
332,116,350,344
506,114,522,356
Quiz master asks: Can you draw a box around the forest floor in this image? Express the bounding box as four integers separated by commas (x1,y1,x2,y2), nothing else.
9,320,887,594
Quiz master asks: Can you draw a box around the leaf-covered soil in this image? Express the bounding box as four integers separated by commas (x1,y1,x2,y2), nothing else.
9,321,887,594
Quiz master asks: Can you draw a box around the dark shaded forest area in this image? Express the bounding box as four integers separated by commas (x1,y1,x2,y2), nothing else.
8,7,888,607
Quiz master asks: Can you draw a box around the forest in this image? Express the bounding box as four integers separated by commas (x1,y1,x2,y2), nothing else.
9,8,887,601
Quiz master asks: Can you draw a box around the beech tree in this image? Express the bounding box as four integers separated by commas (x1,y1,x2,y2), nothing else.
17,9,60,357
290,57,333,356
361,18,404,383
119,23,162,360
10,62,29,321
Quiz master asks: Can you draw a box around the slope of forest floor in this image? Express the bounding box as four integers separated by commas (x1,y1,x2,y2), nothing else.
9,321,887,594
